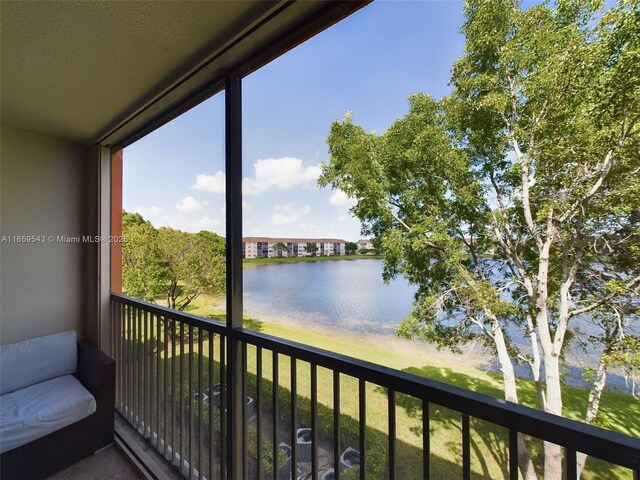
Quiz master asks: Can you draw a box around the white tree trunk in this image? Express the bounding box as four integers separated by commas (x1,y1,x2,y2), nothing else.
532,234,564,480
543,354,564,480
526,312,546,410
491,317,538,480
576,346,609,477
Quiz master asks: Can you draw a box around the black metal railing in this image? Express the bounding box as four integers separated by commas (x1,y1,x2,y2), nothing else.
111,294,228,479
111,293,640,480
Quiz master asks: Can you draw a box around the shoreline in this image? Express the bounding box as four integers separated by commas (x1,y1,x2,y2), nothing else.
238,303,634,394
242,254,384,268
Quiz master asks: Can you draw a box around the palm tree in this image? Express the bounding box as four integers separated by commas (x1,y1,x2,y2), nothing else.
272,241,288,258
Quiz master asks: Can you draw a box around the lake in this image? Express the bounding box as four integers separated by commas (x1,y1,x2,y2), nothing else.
243,259,414,336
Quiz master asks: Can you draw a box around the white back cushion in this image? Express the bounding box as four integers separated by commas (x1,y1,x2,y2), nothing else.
0,330,77,395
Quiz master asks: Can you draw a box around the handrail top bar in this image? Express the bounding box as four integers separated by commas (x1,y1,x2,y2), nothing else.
111,293,227,334
110,293,640,470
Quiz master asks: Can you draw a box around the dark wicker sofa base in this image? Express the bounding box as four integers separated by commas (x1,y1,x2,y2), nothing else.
1,342,115,479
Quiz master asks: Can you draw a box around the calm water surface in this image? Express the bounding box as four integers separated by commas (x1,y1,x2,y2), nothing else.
243,259,415,335
243,258,607,344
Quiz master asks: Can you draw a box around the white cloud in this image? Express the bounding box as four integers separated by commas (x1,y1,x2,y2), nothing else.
329,190,357,208
156,213,222,233
271,202,311,226
176,196,203,214
188,216,222,231
271,214,296,225
244,157,321,196
132,198,223,233
298,222,324,235
192,171,226,194
135,205,163,217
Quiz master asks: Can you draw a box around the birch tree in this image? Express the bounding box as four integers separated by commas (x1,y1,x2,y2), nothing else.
319,1,639,478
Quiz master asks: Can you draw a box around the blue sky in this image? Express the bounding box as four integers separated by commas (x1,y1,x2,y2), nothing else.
123,1,465,241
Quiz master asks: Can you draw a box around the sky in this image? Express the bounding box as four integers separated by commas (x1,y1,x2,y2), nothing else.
123,1,466,241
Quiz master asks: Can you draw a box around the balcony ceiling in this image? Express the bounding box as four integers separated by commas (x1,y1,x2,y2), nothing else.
0,1,360,148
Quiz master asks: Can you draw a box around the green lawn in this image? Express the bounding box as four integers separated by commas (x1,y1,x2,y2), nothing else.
128,293,639,479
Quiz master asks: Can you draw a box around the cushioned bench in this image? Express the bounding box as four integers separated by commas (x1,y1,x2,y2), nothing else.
0,330,115,479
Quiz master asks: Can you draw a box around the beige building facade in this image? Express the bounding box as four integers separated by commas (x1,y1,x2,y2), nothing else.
242,237,347,258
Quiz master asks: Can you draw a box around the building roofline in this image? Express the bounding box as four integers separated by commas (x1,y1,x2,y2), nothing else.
243,236,347,243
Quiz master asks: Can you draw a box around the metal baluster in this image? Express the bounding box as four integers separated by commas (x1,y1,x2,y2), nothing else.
189,324,194,477
208,331,214,480
123,305,128,418
359,379,366,480
118,302,123,410
198,327,203,479
566,448,577,480
388,389,396,480
111,300,116,391
152,313,158,443
127,305,133,421
333,371,340,480
180,322,185,472
136,306,141,428
161,316,166,458
132,306,137,422
272,352,279,480
291,358,297,480
509,429,518,480
257,347,263,480
462,414,470,480
311,363,318,480
144,310,149,438
220,335,226,478
171,319,177,465
423,400,430,479
156,314,161,452
242,341,248,477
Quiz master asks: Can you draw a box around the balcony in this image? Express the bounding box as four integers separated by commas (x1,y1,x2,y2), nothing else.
2,2,639,479
110,294,640,479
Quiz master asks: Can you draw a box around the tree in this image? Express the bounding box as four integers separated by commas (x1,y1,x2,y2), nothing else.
157,227,225,311
345,241,358,254
319,1,639,478
272,241,288,258
305,243,318,256
122,212,226,312
122,211,166,301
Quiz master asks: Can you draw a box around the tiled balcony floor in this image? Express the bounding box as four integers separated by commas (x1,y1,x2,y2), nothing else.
46,445,143,480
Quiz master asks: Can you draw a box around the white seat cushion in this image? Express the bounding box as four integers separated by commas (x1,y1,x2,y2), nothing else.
0,375,96,454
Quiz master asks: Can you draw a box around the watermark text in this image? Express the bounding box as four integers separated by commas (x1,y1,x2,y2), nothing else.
1,235,126,244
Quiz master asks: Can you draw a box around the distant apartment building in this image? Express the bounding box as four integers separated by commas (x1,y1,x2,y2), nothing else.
357,239,374,252
242,237,347,258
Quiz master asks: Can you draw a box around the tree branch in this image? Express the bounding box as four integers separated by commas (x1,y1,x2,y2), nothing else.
380,200,412,231
503,76,543,248
568,275,640,319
